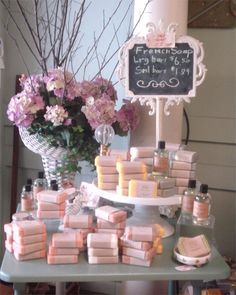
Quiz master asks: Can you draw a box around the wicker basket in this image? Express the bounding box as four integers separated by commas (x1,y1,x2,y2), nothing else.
19,127,77,188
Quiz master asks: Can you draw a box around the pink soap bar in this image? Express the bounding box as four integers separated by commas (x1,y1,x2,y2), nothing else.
37,190,67,204
4,223,13,236
96,166,118,175
63,228,94,239
108,149,130,161
122,247,156,261
14,232,47,245
88,255,119,264
47,254,78,265
48,243,79,255
14,249,46,261
170,161,197,171
120,237,153,251
98,173,119,183
95,206,127,223
116,161,147,174
37,210,65,219
87,233,118,249
38,201,65,211
122,255,152,267
12,220,46,236
97,181,117,190
174,150,198,163
129,147,155,158
95,155,119,167
128,180,158,198
157,187,176,198
52,232,83,248
124,226,158,242
95,228,124,238
88,247,118,257
5,240,13,253
97,218,125,229
13,241,46,255
170,169,196,179
119,173,147,181
63,214,93,229
175,178,190,187
155,178,175,189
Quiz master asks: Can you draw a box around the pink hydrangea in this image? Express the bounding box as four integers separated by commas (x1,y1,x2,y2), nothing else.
7,92,45,127
44,105,69,126
20,74,43,94
81,95,116,129
116,100,140,132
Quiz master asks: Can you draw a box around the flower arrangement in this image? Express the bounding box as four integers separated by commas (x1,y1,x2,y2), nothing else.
7,68,140,172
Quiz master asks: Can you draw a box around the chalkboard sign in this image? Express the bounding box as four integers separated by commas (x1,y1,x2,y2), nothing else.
128,43,194,96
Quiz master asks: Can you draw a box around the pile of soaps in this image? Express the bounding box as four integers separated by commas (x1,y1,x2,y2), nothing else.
95,155,119,190
36,189,67,219
87,205,127,264
169,150,198,195
121,225,164,267
47,231,83,264
116,161,148,196
130,146,154,173
4,220,47,261
63,214,94,252
155,177,176,198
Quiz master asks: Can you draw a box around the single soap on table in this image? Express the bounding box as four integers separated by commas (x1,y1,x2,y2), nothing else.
63,214,93,229
51,232,83,248
36,190,67,204
95,205,127,223
128,179,158,198
87,233,118,249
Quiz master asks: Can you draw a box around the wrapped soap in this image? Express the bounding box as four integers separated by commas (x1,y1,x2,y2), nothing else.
52,232,83,248
48,243,80,255
95,228,124,238
175,178,190,187
122,247,156,261
37,210,65,219
63,214,93,229
47,254,78,265
13,232,47,245
157,187,176,198
14,249,46,261
95,206,127,223
128,180,158,198
12,220,46,236
96,166,118,175
131,157,153,166
108,149,130,161
130,146,155,159
13,241,46,255
88,256,119,264
98,174,119,183
155,178,175,189
38,201,66,211
123,225,160,242
119,173,147,181
63,228,94,239
169,169,196,179
170,161,197,171
97,218,126,229
97,182,117,190
174,150,198,163
120,237,153,251
88,247,118,257
116,161,147,174
122,255,153,267
87,233,118,249
95,155,119,167
37,190,67,204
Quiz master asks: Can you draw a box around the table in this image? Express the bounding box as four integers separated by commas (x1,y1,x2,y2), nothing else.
0,235,230,295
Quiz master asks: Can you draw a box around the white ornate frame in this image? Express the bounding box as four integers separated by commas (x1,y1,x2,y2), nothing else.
117,34,207,115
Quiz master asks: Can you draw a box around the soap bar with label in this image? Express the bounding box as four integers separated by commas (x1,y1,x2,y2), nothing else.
174,150,198,163
14,249,46,261
96,166,118,174
124,226,159,242
95,155,119,167
36,210,65,219
169,169,196,179
37,190,67,204
87,233,118,249
119,173,147,181
97,218,125,229
52,232,83,248
155,177,175,189
63,214,93,229
116,161,147,174
95,206,127,223
98,174,119,183
130,147,155,158
13,241,46,255
13,232,47,245
122,255,152,267
122,247,156,261
88,247,118,257
108,149,130,161
88,255,119,264
95,228,124,238
120,237,153,251
157,187,176,198
48,243,79,255
97,182,117,190
170,161,197,171
38,201,66,211
47,254,78,265
128,180,157,198
12,220,46,236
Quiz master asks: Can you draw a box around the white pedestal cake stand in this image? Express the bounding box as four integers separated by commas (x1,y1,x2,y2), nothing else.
85,183,181,237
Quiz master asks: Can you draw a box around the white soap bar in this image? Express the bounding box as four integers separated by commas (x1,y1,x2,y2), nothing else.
170,161,197,171
87,233,118,249
169,169,196,179
88,255,119,264
116,161,147,174
174,150,198,163
88,247,118,257
128,180,157,198
157,187,176,198
130,147,155,158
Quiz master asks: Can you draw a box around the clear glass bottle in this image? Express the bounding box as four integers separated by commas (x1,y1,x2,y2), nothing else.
21,184,33,212
152,140,169,178
33,171,48,200
181,179,196,218
192,184,212,225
